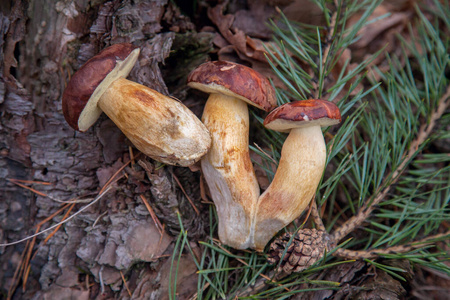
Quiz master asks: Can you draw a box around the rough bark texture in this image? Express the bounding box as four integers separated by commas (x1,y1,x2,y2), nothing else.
0,0,212,298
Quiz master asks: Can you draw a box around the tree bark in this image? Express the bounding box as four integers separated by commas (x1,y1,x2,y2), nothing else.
0,0,213,298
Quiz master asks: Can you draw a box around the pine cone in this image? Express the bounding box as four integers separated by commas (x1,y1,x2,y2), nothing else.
267,229,334,274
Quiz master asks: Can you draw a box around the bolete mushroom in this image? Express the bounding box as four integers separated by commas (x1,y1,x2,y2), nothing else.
253,99,341,250
62,43,211,167
187,61,277,249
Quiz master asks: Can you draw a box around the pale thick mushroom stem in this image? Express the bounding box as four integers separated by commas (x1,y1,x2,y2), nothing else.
96,78,211,167
201,93,260,249
252,125,326,250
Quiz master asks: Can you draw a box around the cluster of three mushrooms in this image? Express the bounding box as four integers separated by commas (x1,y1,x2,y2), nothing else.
188,61,341,250
62,43,341,250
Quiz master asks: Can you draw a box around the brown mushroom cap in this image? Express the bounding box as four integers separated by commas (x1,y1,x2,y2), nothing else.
62,43,140,131
187,61,277,111
264,99,341,132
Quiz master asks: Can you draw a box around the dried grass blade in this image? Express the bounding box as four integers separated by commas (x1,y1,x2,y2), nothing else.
99,153,141,194
6,179,47,197
139,194,163,235
120,270,132,297
170,171,200,215
8,178,52,185
43,203,76,244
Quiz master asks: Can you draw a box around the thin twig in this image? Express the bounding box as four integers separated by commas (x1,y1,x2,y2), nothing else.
85,274,90,292
21,204,77,287
92,211,108,228
8,202,72,298
7,178,95,203
310,200,326,231
332,85,450,243
7,178,51,185
22,204,71,273
99,266,105,294
299,197,314,228
99,153,141,194
253,143,278,165
157,224,166,251
120,270,132,297
7,240,28,299
139,194,163,235
333,230,450,259
129,146,136,166
314,0,339,99
170,170,200,215
0,186,113,247
7,179,47,197
43,203,76,244
321,1,339,70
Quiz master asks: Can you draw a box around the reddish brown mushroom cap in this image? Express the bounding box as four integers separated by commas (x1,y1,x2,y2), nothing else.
264,99,341,132
62,43,139,131
187,61,277,111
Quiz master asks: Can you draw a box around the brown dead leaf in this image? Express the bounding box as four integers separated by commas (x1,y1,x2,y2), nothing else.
348,5,410,50
208,4,246,54
347,4,418,83
217,44,240,63
204,2,291,90
233,0,276,39
281,0,326,26
208,3,273,63
212,32,229,49
245,36,270,62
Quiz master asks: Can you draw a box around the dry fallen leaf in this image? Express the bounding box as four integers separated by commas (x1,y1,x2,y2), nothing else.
348,5,410,50
347,4,417,83
207,3,274,63
232,0,276,39
281,0,326,26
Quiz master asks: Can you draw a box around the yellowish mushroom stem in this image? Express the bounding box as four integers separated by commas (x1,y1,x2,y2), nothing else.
97,78,211,167
252,125,326,250
201,93,260,249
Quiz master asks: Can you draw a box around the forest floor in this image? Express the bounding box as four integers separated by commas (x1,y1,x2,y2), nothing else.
0,0,449,299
